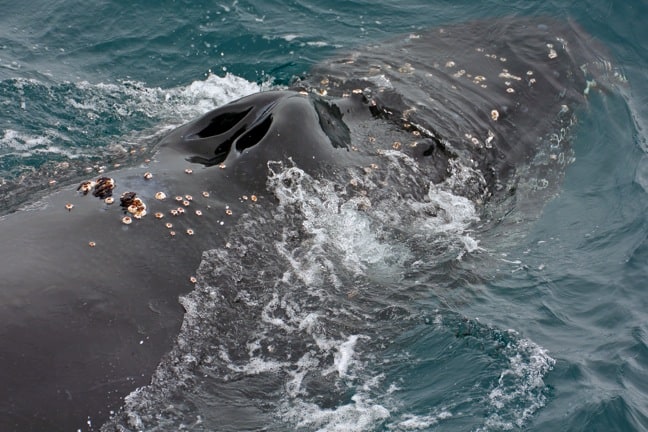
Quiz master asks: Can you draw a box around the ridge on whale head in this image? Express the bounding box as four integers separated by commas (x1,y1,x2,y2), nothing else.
0,16,616,431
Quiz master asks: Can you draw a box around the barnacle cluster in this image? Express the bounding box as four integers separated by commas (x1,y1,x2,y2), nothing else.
77,177,115,199
120,191,147,219
76,180,96,196
93,177,115,199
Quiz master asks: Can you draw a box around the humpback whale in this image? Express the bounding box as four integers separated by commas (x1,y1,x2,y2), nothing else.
0,17,614,431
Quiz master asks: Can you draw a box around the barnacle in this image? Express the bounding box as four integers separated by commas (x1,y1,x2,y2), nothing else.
93,177,115,199
77,180,96,196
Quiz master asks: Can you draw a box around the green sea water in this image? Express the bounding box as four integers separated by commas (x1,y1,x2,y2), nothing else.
1,1,647,431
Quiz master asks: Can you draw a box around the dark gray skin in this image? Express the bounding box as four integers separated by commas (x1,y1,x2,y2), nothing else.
0,17,611,431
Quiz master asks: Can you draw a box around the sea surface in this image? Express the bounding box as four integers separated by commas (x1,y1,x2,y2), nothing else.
1,1,647,431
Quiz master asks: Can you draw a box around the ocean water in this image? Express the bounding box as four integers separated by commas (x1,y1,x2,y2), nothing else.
1,1,647,431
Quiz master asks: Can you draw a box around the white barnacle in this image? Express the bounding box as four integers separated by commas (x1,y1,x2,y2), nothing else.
498,71,522,81
398,63,414,74
104,197,114,205
491,110,499,121
77,180,96,195
506,87,515,93
122,216,132,225
584,80,597,96
155,192,167,200
485,130,495,148
453,69,466,78
445,60,456,68
143,172,153,180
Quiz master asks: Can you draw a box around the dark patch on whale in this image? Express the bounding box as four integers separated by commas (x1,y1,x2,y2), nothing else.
0,17,615,431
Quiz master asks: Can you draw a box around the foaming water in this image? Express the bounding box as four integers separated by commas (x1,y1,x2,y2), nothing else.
103,150,555,431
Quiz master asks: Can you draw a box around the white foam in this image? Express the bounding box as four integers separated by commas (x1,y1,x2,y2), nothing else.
0,129,84,159
74,72,265,125
366,74,393,88
283,395,391,432
306,41,335,48
481,335,556,430
396,411,453,430
268,164,413,282
281,34,300,42
375,150,481,237
334,335,364,378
